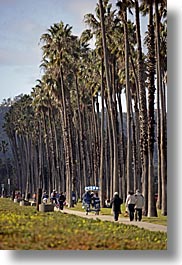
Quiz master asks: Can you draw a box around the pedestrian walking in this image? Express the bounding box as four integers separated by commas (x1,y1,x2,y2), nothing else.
58,192,66,211
110,192,123,221
50,189,57,204
135,189,144,221
82,190,91,206
92,192,100,213
126,190,136,221
72,191,76,206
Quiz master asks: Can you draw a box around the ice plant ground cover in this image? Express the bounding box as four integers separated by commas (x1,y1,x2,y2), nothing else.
0,198,167,250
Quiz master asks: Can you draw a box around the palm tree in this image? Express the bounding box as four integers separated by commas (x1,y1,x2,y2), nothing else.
4,95,36,196
99,0,119,196
40,21,81,206
133,0,149,215
32,80,55,195
3,0,167,213
84,2,118,201
146,0,157,217
116,0,133,194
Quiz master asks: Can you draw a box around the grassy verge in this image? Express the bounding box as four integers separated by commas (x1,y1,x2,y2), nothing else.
0,198,167,250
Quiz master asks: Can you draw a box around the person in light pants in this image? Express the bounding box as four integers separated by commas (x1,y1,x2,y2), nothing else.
126,190,136,221
135,189,144,221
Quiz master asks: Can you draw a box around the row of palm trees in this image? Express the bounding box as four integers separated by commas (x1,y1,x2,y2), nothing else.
4,0,167,216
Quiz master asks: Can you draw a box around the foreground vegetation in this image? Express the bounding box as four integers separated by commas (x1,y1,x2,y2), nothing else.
0,199,167,250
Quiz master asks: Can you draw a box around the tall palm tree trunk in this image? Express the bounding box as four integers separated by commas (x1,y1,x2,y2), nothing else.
123,8,132,193
147,0,157,217
135,0,148,215
99,59,105,207
99,0,118,195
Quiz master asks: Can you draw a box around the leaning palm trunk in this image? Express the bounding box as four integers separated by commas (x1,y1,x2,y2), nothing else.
160,90,167,216
129,48,142,192
95,94,101,187
99,60,105,207
24,135,30,198
134,96,142,192
52,113,63,192
57,68,71,207
16,134,26,193
147,2,157,217
42,110,52,195
99,0,118,195
47,108,57,190
131,108,137,192
91,96,99,186
67,94,76,207
123,8,132,193
75,74,87,188
117,92,126,200
156,75,162,209
105,102,113,199
135,0,148,215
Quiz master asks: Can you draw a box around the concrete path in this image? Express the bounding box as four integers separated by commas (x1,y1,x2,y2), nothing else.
62,208,167,233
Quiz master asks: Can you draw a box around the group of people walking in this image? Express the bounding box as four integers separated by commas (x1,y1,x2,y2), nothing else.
126,189,144,221
110,189,144,222
82,190,100,210
41,188,144,220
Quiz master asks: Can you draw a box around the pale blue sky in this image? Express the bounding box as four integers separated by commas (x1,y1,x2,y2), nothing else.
0,0,99,102
0,0,169,104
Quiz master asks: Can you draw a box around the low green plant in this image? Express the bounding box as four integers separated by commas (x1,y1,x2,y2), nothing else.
0,198,167,250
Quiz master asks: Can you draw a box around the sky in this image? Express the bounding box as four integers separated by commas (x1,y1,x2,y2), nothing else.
0,0,176,105
0,0,101,102
0,0,151,104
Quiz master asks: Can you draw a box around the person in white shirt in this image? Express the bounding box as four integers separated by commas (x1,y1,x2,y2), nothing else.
135,189,144,221
126,190,136,221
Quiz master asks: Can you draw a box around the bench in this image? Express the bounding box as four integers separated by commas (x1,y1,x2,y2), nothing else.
14,198,21,203
39,203,54,212
19,200,31,206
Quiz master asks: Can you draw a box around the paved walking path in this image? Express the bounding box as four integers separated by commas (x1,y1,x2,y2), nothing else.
62,208,167,233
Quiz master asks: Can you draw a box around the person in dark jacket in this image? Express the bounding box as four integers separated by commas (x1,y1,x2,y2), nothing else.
110,192,123,221
58,192,66,211
82,190,91,205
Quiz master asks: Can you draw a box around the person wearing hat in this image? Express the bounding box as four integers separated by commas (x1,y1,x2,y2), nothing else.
110,192,123,221
134,189,144,221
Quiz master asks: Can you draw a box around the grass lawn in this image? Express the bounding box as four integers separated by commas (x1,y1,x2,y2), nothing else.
0,198,167,250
